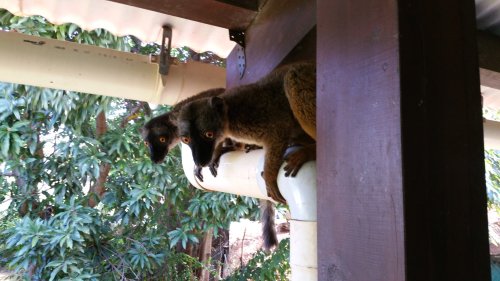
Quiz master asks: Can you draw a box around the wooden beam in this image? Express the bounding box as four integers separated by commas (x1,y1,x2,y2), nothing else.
215,0,260,11
105,0,259,29
478,30,500,74
318,0,491,281
225,0,316,88
317,0,404,279
475,31,500,89
278,26,316,68
399,0,490,278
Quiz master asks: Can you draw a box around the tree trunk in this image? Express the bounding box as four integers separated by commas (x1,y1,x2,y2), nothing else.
88,111,109,207
198,228,214,281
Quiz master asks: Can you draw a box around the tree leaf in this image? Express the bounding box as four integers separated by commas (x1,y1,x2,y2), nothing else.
31,236,39,247
2,132,10,157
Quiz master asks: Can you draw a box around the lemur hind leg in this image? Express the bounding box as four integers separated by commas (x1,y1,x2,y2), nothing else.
262,143,289,204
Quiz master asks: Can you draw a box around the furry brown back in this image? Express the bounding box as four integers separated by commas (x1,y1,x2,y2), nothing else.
177,62,316,203
177,62,316,250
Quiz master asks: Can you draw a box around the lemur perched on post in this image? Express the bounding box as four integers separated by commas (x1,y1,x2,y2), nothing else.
177,62,316,249
141,88,276,248
142,88,261,181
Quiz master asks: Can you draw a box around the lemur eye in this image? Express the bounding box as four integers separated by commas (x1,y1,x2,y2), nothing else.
144,141,149,146
181,136,191,144
159,137,166,143
204,131,214,139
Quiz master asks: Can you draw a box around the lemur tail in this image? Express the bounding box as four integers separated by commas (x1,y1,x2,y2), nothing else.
261,199,278,250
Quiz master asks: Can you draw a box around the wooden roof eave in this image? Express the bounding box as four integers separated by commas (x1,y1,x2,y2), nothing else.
106,0,263,30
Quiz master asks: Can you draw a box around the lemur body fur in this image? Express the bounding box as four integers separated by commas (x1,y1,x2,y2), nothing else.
141,88,275,248
177,62,316,249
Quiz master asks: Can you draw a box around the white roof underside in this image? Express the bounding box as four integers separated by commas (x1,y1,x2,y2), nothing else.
483,86,500,110
0,0,236,57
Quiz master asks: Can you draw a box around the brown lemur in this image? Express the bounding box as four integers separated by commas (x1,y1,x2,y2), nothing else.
142,88,274,249
142,88,261,181
142,88,224,164
177,62,316,249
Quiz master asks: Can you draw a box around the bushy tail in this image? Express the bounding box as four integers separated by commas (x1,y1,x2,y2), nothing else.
260,199,278,250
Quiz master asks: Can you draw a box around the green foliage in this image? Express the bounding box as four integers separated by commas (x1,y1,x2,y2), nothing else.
3,199,102,281
484,108,500,208
486,149,500,208
161,252,204,280
0,9,267,281
224,239,291,281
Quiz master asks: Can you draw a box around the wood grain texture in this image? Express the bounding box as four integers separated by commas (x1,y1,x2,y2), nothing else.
399,0,490,280
317,0,404,280
318,0,490,280
478,30,500,74
106,0,260,29
226,0,316,88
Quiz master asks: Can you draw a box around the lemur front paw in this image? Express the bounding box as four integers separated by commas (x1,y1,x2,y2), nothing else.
244,144,262,153
194,166,204,182
208,161,219,177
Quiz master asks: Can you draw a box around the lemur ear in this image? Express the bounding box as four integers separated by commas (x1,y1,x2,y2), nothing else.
209,96,225,114
168,113,179,126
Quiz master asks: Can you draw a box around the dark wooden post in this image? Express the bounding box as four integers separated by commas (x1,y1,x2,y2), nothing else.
317,1,491,281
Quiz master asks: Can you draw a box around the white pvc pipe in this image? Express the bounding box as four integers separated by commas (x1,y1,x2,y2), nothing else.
158,62,226,105
0,31,226,105
181,144,318,281
278,161,317,281
181,144,272,200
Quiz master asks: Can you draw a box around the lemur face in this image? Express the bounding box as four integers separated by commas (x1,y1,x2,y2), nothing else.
142,113,179,163
177,97,225,167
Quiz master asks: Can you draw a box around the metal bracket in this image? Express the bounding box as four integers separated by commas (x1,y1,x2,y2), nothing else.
159,26,172,75
236,46,246,79
229,29,246,78
229,29,245,48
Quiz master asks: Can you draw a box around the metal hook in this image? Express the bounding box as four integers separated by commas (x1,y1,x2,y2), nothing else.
159,26,172,75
